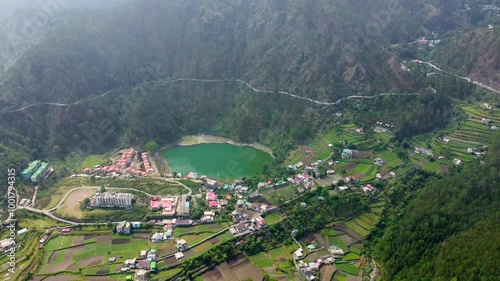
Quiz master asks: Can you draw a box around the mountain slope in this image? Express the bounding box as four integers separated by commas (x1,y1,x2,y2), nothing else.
432,19,500,90
369,133,500,280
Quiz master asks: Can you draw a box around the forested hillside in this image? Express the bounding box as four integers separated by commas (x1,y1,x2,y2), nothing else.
367,133,500,280
0,0,494,159
433,17,500,90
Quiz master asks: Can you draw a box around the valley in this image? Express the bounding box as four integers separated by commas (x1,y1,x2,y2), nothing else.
0,1,499,281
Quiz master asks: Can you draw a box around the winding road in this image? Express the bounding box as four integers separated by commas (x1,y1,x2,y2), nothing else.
419,61,500,94
2,77,428,114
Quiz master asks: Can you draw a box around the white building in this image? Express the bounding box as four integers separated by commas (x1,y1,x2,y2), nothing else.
92,192,135,207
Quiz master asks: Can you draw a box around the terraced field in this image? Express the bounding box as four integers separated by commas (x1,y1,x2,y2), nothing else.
446,104,499,161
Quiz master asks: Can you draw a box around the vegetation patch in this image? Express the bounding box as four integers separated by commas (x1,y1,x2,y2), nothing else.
336,263,359,275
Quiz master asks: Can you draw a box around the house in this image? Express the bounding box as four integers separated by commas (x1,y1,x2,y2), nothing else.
116,221,131,234
108,257,116,263
175,252,184,261
483,103,494,110
223,183,232,190
257,182,268,189
140,250,148,259
209,201,218,209
131,222,142,228
363,184,375,194
134,269,149,281
491,126,499,131
17,228,28,235
39,235,49,245
338,186,349,191
205,179,219,189
295,161,304,169
0,239,15,252
151,233,164,243
200,215,214,223
329,246,344,257
482,118,491,125
254,216,266,227
443,137,452,144
342,149,353,158
328,143,333,148
124,259,137,268
239,186,249,193
137,260,150,270
293,248,304,259
206,191,217,202
217,199,228,206
414,147,433,156
453,158,462,166
234,222,247,233
467,148,477,153
306,244,317,250
327,169,335,175
356,128,364,133
176,239,189,251
174,219,192,227
374,158,384,166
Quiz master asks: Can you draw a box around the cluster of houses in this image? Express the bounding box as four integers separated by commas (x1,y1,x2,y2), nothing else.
122,249,158,281
293,246,338,280
149,219,193,242
206,191,218,209
116,221,141,234
414,147,434,156
229,215,267,237
150,196,177,216
90,192,135,208
82,148,155,178
21,160,52,183
236,200,272,213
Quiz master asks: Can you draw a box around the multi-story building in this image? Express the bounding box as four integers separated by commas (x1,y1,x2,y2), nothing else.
92,192,135,208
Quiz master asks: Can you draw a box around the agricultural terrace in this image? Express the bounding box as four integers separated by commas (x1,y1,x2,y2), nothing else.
444,104,499,161
248,244,296,280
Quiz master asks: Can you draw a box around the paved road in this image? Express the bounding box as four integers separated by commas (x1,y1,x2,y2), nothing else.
46,186,156,212
152,177,193,196
2,77,427,115
420,61,500,94
17,205,122,226
29,186,39,207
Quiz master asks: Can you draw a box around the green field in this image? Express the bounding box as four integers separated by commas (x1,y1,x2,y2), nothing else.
46,235,79,252
343,252,360,261
336,263,359,275
80,155,103,169
346,221,369,237
352,218,373,231
264,212,282,225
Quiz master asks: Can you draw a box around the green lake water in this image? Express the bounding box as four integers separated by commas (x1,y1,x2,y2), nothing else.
162,143,273,179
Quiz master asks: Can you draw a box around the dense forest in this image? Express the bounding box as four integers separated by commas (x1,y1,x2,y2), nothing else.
0,0,495,158
366,134,500,280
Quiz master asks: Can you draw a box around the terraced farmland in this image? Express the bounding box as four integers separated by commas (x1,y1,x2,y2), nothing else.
446,104,499,161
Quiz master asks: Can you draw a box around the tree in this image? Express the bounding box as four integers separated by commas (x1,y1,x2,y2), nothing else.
99,186,106,193
145,140,159,152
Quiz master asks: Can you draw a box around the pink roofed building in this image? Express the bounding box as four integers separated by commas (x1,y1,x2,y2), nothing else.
150,198,176,215
209,201,218,208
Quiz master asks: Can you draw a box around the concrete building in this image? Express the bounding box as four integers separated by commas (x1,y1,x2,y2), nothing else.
22,160,41,179
176,195,190,217
92,192,135,208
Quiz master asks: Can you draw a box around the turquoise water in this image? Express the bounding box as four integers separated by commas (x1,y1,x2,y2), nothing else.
162,143,273,179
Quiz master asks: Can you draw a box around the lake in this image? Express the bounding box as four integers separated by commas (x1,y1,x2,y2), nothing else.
162,143,273,179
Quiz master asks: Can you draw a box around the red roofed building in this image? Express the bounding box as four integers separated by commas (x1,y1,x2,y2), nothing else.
209,201,218,208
